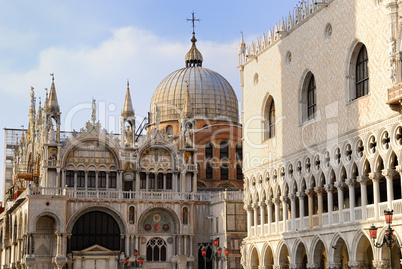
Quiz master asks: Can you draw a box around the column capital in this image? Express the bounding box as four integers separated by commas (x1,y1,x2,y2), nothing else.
324,183,334,192
382,168,397,178
252,203,258,209
296,191,306,198
372,260,390,269
334,181,346,189
266,200,273,206
396,165,402,174
258,201,266,208
345,178,356,186
274,198,281,205
281,195,289,203
369,172,382,182
357,175,370,184
326,263,342,269
314,186,324,194
289,193,296,201
305,188,314,197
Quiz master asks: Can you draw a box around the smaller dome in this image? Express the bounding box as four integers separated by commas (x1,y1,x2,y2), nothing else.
185,33,203,67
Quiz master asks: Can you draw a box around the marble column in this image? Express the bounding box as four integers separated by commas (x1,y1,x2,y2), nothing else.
305,189,314,228
369,172,381,219
274,198,280,233
290,194,296,231
346,178,356,221
252,203,258,236
259,202,266,235
297,191,305,228
357,176,369,220
334,182,346,223
382,169,397,210
246,205,253,237
267,200,273,234
314,187,324,227
281,196,289,231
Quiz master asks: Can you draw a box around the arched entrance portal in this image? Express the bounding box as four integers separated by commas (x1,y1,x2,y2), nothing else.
34,216,57,268
294,242,308,269
197,245,212,269
70,211,121,268
250,247,259,269
355,235,373,268
333,237,348,268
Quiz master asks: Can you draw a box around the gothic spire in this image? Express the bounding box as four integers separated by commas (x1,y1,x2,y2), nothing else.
44,74,60,113
182,82,192,118
122,80,135,118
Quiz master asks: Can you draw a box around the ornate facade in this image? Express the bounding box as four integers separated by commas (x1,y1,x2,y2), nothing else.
0,31,245,269
239,0,402,268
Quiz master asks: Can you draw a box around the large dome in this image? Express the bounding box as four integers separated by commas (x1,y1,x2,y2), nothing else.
149,34,239,124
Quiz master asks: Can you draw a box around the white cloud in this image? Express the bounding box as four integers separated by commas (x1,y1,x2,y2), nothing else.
0,26,241,132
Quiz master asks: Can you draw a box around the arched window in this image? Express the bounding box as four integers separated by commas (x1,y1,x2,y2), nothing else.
205,143,213,159
88,171,96,188
182,207,189,224
221,164,229,180
236,165,243,180
220,142,229,159
206,163,213,179
307,75,316,120
157,174,164,189
146,238,167,261
129,206,135,224
109,171,117,188
263,96,275,140
166,125,173,136
140,172,146,189
77,171,85,188
355,45,369,99
98,171,106,189
71,211,120,251
166,174,172,190
235,145,243,160
66,170,74,187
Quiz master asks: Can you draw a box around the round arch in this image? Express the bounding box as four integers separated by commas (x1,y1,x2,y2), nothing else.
66,205,126,235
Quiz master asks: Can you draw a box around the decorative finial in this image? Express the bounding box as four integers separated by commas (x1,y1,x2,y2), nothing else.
91,98,96,123
187,11,200,34
127,79,129,89
45,88,48,97
31,86,34,91
50,73,54,82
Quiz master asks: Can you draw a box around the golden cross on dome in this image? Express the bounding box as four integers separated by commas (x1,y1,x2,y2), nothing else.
187,11,200,33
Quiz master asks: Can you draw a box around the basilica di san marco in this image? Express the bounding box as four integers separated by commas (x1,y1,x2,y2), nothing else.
5,0,402,268
0,27,246,268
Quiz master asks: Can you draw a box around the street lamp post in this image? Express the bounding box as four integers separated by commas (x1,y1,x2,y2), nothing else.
201,238,229,269
125,249,144,269
369,210,401,269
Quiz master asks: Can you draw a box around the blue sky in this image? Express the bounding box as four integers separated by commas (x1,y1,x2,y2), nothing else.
0,0,300,195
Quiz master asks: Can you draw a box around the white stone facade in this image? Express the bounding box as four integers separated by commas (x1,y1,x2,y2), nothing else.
239,0,402,268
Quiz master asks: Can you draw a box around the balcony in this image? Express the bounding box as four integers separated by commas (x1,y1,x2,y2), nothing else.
25,187,216,202
387,83,402,105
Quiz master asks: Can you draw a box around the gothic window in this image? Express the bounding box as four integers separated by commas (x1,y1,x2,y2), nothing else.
236,165,243,181
182,207,189,224
140,172,146,189
109,172,117,188
146,238,167,262
157,174,164,190
98,171,106,189
149,174,156,190
307,76,316,120
129,206,135,224
221,164,229,180
166,174,172,190
66,170,74,187
220,141,229,159
71,211,120,251
355,45,369,99
263,96,275,140
235,145,243,161
77,171,85,188
206,163,213,179
205,143,213,159
87,171,96,188
166,125,173,136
